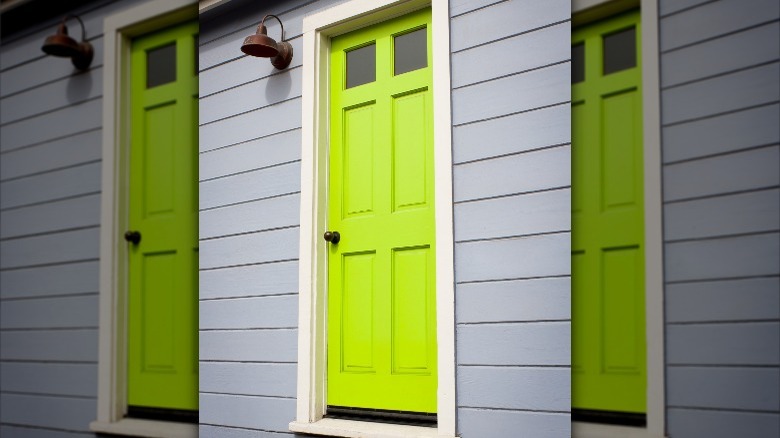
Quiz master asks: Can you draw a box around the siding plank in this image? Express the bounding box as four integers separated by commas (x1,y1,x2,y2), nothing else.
458,367,569,411
456,277,570,323
450,0,569,52
0,329,98,362
0,295,98,329
199,329,297,362
0,426,92,438
666,323,780,365
666,408,780,438
199,393,295,432
0,261,98,299
456,233,570,283
0,228,99,269
666,277,780,323
0,129,102,182
200,362,296,397
0,363,97,397
662,104,779,163
661,22,780,87
457,408,570,438
660,0,780,51
0,393,96,432
452,62,569,125
199,161,300,210
457,322,570,366
0,67,103,125
0,98,102,153
661,62,779,125
200,295,298,329
200,194,299,239
453,104,569,164
454,146,570,202
665,233,780,282
0,162,101,210
199,98,301,152
0,194,100,239
198,425,293,438
455,189,570,241
664,189,780,241
663,146,779,202
200,67,302,125
199,227,299,270
452,22,569,88
667,366,780,411
200,261,298,300
199,129,301,181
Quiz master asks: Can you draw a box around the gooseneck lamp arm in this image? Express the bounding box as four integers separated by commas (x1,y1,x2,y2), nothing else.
261,14,285,40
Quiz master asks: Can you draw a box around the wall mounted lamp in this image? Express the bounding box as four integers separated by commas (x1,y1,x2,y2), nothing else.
41,15,93,71
240,14,293,70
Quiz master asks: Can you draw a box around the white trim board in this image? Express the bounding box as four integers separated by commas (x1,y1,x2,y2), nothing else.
92,0,197,436
293,0,456,437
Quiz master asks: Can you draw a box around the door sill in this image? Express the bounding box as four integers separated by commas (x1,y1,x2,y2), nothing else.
290,418,455,438
90,418,197,438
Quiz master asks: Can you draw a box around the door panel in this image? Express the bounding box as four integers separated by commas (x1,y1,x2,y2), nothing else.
572,10,646,414
327,8,436,414
128,21,198,411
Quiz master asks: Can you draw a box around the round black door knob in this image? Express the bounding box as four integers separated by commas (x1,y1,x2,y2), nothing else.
323,231,340,244
124,230,141,244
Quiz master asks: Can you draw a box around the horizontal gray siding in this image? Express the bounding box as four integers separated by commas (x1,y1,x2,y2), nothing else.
0,0,146,436
198,0,319,435
659,0,780,435
450,0,571,437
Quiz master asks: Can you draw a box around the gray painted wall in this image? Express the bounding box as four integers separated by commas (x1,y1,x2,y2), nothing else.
658,0,780,436
198,0,571,436
0,0,144,436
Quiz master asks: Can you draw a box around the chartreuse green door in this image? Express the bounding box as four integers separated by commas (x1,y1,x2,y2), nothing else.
127,21,198,411
327,8,436,414
572,10,645,415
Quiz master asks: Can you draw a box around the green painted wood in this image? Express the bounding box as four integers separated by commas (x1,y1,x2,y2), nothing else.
128,21,198,411
572,10,646,414
327,8,437,413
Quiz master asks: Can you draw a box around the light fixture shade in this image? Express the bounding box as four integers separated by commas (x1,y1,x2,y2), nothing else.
241,24,279,58
42,24,80,57
240,16,293,70
41,16,94,71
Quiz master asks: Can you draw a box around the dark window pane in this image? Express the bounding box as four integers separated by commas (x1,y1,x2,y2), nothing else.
603,27,636,75
147,43,176,88
394,27,427,76
346,43,376,89
572,42,585,83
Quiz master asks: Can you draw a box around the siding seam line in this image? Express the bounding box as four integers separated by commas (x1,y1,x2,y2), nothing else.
0,292,99,302
199,258,299,272
198,422,293,435
450,0,510,19
453,59,570,91
662,101,780,128
0,95,102,128
0,390,96,400
665,274,780,285
0,257,99,272
200,190,301,212
0,224,100,242
0,127,101,156
455,185,571,205
457,274,571,285
661,60,780,91
451,19,570,54
454,142,571,166
658,0,720,19
0,61,105,100
455,229,569,244
199,96,301,127
454,100,571,127
663,143,780,166
199,127,301,155
199,160,301,183
457,406,569,414
199,292,298,302
660,18,780,54
663,184,780,205
199,64,302,99
664,229,780,244
0,159,103,183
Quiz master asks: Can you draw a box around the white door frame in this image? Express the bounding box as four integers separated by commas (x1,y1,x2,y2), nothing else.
571,0,666,437
291,1,457,437
92,1,197,437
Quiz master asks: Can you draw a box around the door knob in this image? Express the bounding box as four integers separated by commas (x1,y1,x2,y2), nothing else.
323,231,340,244
124,230,141,245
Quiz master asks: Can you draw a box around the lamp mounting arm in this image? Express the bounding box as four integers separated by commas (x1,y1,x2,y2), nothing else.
63,14,88,42
261,14,285,41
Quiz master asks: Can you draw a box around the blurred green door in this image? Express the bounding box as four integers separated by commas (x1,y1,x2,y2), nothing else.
127,21,198,411
572,10,646,415
326,8,437,413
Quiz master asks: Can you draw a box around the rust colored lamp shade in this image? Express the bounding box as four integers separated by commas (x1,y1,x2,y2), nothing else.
241,14,293,69
41,15,93,71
